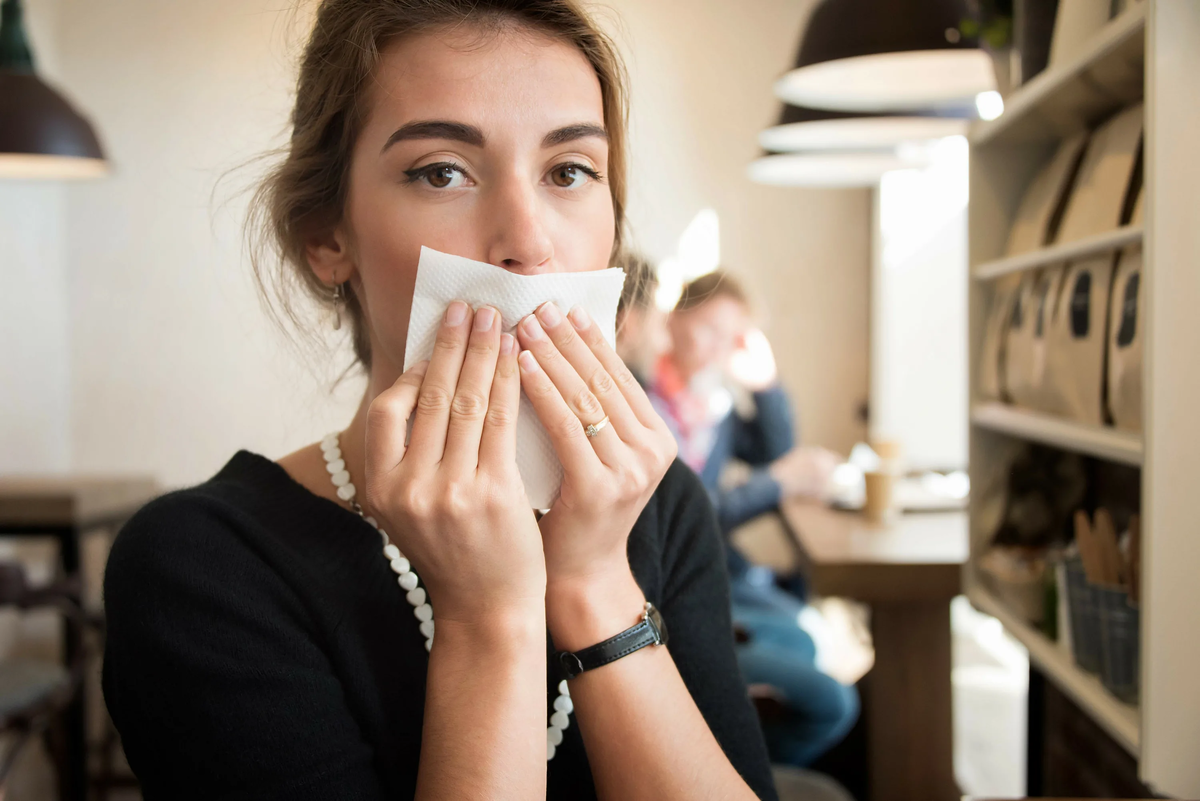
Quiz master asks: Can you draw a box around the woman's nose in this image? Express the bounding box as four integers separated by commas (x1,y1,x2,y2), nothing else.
483,175,555,275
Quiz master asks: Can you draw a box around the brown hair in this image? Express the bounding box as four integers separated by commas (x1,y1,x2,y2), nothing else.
616,252,658,317
674,269,749,313
248,0,630,369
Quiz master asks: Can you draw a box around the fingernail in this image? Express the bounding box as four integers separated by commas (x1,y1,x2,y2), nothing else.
500,333,515,355
519,350,539,372
521,314,545,339
568,306,590,330
537,302,562,327
445,301,468,327
474,307,495,332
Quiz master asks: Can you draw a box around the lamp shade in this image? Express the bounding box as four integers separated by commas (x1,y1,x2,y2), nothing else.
747,151,927,188
759,103,969,153
0,0,107,179
774,0,995,113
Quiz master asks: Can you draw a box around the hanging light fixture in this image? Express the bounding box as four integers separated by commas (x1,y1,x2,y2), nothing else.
774,0,996,114
0,0,107,180
746,150,929,188
758,103,969,154
748,102,960,189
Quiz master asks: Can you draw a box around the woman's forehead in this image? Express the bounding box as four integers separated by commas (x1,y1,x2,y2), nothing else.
366,26,605,140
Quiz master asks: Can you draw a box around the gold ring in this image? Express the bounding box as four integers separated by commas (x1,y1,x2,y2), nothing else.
584,415,611,438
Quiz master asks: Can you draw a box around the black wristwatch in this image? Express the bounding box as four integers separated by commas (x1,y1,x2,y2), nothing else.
556,602,669,679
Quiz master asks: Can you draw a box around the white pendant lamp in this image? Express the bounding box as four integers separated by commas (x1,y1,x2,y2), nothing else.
758,104,970,154
747,151,927,188
774,0,996,113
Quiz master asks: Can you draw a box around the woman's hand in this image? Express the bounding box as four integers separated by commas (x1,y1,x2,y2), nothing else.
515,302,678,647
363,301,546,627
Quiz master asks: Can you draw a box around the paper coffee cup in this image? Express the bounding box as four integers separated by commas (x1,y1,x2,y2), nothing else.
864,471,897,525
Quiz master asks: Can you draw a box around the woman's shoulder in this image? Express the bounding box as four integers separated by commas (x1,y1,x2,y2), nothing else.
105,451,309,603
632,458,723,588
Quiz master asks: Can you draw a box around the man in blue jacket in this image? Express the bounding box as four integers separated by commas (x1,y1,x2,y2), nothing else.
638,269,859,768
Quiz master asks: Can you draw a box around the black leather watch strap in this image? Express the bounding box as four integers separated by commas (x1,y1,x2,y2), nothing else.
557,602,668,679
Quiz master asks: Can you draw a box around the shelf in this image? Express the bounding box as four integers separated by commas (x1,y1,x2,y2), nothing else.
974,226,1142,280
971,4,1145,147
967,582,1140,756
971,403,1143,466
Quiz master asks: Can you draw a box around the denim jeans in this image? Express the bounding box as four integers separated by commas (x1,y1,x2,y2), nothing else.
729,554,859,767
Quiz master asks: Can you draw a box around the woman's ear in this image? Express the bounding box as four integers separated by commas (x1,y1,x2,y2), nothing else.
304,224,356,286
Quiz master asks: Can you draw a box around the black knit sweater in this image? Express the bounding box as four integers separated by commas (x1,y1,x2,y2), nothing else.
101,451,778,800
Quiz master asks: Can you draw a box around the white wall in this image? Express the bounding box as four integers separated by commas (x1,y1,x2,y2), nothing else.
0,0,71,474
55,0,362,487
4,0,869,489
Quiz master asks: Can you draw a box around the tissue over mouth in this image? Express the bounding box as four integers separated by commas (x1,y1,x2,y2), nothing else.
404,246,626,508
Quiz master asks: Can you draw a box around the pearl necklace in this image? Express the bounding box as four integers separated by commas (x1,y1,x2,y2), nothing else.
321,432,574,761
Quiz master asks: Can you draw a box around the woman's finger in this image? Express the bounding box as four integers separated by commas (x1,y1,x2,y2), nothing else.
517,349,602,479
364,360,429,478
406,300,471,464
568,305,667,432
478,333,520,472
515,307,631,466
442,307,501,474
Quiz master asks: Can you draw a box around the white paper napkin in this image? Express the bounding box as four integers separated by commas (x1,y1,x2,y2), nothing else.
404,246,626,508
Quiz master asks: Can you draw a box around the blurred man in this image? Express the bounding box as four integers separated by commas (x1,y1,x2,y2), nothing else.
646,269,859,768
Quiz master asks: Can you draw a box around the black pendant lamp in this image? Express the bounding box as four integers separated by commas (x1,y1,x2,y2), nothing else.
774,0,996,113
0,0,107,179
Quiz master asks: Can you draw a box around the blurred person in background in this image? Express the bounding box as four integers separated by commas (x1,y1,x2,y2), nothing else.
614,253,667,384
647,270,859,768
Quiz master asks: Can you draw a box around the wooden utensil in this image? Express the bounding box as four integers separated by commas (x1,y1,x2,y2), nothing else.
1128,514,1142,604
1074,509,1100,583
1093,508,1124,586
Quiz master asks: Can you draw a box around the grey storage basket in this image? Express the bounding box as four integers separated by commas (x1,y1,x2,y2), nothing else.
1064,556,1103,674
1096,586,1140,703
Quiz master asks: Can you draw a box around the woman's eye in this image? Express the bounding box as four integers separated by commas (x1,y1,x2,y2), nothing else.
405,162,468,189
549,162,600,189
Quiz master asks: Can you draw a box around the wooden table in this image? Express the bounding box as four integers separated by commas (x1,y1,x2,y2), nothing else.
0,476,158,801
780,500,968,801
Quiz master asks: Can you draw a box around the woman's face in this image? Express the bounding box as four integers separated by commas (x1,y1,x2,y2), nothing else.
320,26,615,375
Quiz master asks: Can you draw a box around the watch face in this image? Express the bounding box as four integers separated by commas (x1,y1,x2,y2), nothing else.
647,603,668,646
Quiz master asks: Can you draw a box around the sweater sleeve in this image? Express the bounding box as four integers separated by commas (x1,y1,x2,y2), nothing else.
656,461,780,801
710,467,783,534
732,386,796,466
101,491,388,801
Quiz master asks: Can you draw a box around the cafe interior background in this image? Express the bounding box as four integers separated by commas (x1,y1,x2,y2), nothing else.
1,0,1197,798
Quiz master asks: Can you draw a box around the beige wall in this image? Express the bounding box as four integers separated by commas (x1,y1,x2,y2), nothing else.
13,0,868,487
606,0,871,454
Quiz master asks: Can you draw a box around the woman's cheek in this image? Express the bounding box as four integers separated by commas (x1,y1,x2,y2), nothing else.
553,190,615,272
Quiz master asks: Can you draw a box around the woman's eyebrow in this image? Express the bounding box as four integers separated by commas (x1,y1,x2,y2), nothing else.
380,120,485,154
542,123,607,148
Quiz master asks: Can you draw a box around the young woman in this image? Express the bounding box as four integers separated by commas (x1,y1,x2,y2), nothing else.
100,1,776,799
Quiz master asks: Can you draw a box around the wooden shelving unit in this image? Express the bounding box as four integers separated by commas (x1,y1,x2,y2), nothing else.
970,403,1142,466
966,3,1200,796
971,3,1145,147
973,225,1143,280
968,583,1140,755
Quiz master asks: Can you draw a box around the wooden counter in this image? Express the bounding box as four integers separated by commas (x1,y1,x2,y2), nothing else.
780,500,968,801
